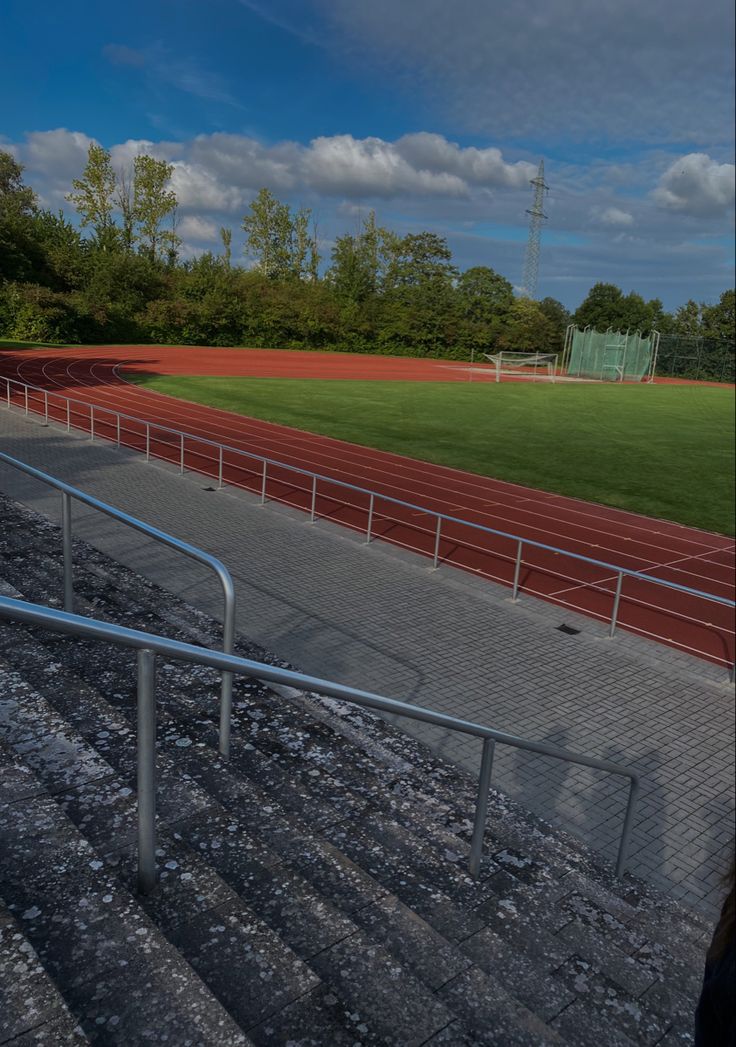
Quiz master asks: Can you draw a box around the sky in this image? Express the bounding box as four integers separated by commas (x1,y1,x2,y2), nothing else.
1,0,734,310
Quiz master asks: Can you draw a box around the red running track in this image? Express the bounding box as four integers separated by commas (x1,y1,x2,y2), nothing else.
1,345,734,669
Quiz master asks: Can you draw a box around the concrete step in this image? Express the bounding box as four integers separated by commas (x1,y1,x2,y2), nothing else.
0,609,702,1045
0,667,562,1047
0,738,254,1046
0,899,90,1046
1,512,711,957
0,494,707,1044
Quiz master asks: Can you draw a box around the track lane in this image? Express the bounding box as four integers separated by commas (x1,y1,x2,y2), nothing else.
2,346,734,667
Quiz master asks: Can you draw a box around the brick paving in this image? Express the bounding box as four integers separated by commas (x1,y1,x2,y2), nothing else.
1,408,733,918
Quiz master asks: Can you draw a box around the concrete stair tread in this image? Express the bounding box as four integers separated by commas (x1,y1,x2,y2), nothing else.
246,984,388,1047
307,929,454,1047
0,493,706,1045
0,743,253,1045
0,903,88,1047
435,965,566,1046
1,558,706,950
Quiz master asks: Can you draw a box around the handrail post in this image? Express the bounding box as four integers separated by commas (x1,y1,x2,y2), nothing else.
469,738,495,877
217,445,224,489
512,539,523,601
615,775,639,877
180,433,184,474
260,460,268,504
24,385,29,415
66,400,70,432
145,423,150,462
90,405,94,441
136,648,157,894
61,492,74,613
432,516,442,569
609,572,624,637
365,493,375,544
5,379,9,408
309,475,317,523
116,414,121,446
219,586,236,759
43,391,49,425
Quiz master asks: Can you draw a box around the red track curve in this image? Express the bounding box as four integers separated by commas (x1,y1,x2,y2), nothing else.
1,345,734,669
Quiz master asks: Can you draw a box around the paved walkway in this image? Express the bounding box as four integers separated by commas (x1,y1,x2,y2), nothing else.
1,408,733,917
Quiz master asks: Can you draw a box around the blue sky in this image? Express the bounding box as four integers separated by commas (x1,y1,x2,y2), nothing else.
2,0,734,309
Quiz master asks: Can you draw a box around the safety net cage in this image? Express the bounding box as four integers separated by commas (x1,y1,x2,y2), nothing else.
563,326,658,382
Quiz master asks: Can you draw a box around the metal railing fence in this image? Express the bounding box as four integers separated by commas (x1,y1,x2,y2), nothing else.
2,374,734,670
0,593,641,894
0,450,237,757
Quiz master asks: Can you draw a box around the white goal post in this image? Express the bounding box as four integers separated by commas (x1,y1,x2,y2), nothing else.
482,351,559,383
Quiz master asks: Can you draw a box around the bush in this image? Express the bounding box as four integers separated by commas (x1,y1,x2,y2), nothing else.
0,282,82,343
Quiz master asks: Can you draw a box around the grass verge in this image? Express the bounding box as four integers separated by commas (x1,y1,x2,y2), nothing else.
128,374,736,535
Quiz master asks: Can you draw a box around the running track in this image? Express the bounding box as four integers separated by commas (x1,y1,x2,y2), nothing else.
1,345,733,670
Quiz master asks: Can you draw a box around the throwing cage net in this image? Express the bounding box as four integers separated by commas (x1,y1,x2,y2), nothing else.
563,326,659,382
482,351,559,383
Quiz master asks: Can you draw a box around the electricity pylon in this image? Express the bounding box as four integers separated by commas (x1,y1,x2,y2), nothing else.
522,159,549,300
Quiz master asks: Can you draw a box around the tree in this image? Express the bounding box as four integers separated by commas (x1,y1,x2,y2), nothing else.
116,166,136,252
242,189,319,280
665,299,701,337
537,296,571,352
293,206,320,281
377,233,459,357
383,231,457,289
497,298,556,352
0,151,37,220
328,233,375,302
457,267,513,318
132,155,179,262
573,282,663,333
28,210,87,290
242,188,294,279
67,144,118,251
702,289,735,342
220,227,232,268
327,211,395,302
0,151,39,282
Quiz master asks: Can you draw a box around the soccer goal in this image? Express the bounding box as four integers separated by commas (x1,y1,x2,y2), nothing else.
482,351,559,383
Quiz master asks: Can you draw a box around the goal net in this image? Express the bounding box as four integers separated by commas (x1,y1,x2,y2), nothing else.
482,351,558,383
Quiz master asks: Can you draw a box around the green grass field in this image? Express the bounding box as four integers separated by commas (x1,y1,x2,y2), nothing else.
132,375,735,535
0,338,72,350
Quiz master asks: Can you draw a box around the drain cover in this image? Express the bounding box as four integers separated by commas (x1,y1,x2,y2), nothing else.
556,624,581,635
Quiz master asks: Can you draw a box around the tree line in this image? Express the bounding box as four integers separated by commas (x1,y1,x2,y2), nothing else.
0,145,733,379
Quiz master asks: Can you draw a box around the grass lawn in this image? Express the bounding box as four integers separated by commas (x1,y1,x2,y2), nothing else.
0,338,73,350
118,374,736,535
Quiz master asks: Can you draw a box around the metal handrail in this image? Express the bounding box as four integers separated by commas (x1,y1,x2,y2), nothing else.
0,593,640,895
3,375,734,653
0,451,237,758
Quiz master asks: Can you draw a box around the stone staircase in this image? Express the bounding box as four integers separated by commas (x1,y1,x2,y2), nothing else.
0,493,712,1046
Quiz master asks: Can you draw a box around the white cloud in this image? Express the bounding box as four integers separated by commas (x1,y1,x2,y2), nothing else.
188,133,298,192
168,161,246,213
6,127,734,308
302,134,469,197
596,206,635,227
109,139,182,168
177,215,220,242
24,129,95,182
22,128,532,209
652,153,735,217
